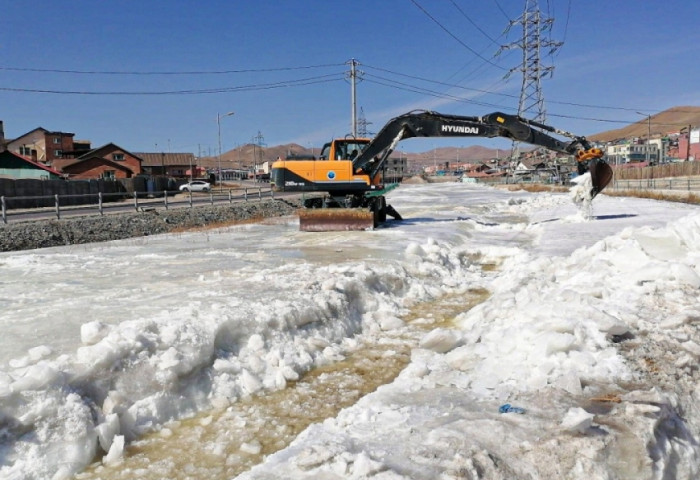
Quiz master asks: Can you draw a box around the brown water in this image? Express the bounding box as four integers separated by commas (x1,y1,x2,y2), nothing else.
75,289,489,480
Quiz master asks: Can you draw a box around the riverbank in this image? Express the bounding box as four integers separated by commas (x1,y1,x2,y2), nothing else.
0,198,302,252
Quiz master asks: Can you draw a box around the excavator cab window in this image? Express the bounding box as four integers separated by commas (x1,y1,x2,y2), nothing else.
337,140,369,160
335,144,346,160
319,143,331,160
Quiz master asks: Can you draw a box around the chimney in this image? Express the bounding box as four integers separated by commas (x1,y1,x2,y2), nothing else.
0,121,5,151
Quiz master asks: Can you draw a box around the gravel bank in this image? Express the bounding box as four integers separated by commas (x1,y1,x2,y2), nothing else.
0,198,303,252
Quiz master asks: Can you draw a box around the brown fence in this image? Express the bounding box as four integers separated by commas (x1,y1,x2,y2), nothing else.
612,162,700,180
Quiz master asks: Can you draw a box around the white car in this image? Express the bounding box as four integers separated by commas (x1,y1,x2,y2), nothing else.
179,180,211,192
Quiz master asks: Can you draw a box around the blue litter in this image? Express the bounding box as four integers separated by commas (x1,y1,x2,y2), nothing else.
499,403,526,414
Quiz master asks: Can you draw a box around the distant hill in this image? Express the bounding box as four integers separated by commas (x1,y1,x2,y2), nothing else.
588,106,700,143
198,142,503,170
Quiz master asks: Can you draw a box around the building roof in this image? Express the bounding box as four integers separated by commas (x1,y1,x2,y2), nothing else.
518,158,548,169
77,143,143,162
5,127,49,144
0,150,63,176
59,156,134,174
134,152,195,167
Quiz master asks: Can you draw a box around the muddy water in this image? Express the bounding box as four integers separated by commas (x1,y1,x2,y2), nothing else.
75,289,489,480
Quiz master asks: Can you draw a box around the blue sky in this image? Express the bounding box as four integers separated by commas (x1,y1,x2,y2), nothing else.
2,1,699,155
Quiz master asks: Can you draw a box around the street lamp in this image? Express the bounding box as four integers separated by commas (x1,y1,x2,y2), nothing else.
636,112,651,164
217,111,234,188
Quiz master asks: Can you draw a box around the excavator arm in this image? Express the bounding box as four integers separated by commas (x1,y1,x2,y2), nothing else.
352,110,610,195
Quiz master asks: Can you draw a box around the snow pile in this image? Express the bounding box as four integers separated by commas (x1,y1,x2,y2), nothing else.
0,224,484,479
238,210,700,479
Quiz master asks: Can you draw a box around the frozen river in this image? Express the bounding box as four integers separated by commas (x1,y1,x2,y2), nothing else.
2,182,700,479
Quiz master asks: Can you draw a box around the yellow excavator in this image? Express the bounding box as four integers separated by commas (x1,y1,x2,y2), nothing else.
271,110,612,231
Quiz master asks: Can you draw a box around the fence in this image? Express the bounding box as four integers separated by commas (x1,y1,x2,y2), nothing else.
1,186,275,224
610,177,700,192
612,161,700,180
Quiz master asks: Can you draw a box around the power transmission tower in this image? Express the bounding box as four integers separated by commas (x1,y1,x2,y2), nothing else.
498,0,562,171
251,131,266,181
357,107,373,137
500,0,562,124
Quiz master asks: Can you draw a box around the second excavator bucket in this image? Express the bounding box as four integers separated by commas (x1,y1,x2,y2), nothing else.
298,208,375,232
589,159,613,198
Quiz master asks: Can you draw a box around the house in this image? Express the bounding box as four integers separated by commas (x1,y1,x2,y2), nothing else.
605,141,659,165
0,151,63,180
134,152,196,177
53,143,143,180
3,126,80,164
513,157,548,174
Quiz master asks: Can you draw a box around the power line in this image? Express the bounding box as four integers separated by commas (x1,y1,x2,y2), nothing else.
409,0,506,71
363,71,692,129
0,74,344,95
360,63,664,114
492,0,511,20
0,62,347,76
448,0,500,44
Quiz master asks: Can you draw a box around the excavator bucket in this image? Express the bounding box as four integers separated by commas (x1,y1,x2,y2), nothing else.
298,208,375,232
589,159,613,198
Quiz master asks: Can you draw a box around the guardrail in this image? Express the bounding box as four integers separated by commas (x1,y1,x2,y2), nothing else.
611,178,700,192
1,186,275,224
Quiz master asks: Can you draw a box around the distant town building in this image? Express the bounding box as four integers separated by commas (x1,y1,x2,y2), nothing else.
605,142,659,165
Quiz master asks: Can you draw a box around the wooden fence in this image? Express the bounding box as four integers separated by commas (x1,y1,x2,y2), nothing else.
612,162,700,180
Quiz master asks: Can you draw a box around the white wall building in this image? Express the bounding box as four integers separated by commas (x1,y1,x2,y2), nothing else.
605,142,659,165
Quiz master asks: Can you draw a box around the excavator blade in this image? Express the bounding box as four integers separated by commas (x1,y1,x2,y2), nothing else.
298,208,375,232
589,160,613,198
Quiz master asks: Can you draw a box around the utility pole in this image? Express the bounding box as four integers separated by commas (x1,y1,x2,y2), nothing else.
681,124,692,161
347,59,360,137
636,112,652,163
217,111,234,188
647,115,651,163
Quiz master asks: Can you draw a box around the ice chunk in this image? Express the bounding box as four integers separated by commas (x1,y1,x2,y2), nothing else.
419,328,461,353
595,312,629,336
80,321,110,345
247,334,265,351
670,264,700,288
240,440,262,455
27,345,52,362
10,364,61,392
634,229,684,261
241,369,263,396
544,332,577,355
681,340,700,357
561,407,594,433
352,451,385,477
96,413,121,452
103,435,125,465
379,315,405,331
